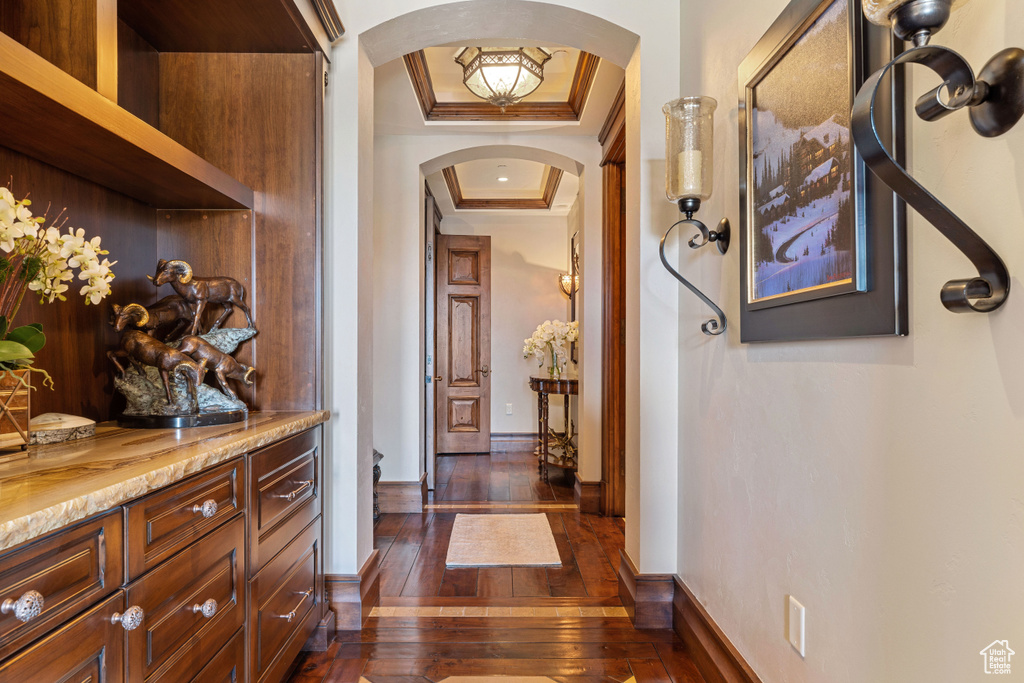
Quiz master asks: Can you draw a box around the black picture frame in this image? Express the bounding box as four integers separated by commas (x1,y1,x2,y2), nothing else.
738,0,907,342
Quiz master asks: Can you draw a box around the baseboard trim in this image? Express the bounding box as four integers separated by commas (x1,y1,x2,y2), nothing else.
490,432,540,452
615,549,674,629
378,473,427,512
673,576,763,683
301,610,336,652
574,473,600,514
325,549,381,630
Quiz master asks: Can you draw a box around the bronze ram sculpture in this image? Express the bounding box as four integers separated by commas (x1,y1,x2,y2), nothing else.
110,297,193,340
177,335,255,400
149,259,254,336
107,330,207,406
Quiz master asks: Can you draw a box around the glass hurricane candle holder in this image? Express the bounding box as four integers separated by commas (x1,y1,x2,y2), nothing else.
663,96,717,206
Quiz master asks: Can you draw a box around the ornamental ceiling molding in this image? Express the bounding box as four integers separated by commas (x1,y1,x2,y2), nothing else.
403,49,600,122
442,165,564,210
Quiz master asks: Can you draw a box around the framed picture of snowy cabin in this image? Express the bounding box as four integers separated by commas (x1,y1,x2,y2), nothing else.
738,0,907,342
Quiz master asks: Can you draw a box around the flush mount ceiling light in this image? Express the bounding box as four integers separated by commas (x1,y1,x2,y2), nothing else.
853,0,1023,313
454,47,552,111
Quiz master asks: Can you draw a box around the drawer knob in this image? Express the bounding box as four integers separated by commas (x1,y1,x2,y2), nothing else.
280,588,313,623
1,590,44,623
276,480,314,502
191,499,218,518
192,598,218,618
111,606,145,631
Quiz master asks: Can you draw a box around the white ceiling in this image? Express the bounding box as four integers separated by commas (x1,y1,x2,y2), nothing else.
456,158,547,198
374,45,624,137
428,167,579,217
424,47,580,102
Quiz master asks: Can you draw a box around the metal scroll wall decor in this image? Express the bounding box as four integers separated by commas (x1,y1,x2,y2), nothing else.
852,0,1021,313
661,96,730,336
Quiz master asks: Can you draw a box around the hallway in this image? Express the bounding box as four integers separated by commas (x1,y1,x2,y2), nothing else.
286,453,705,682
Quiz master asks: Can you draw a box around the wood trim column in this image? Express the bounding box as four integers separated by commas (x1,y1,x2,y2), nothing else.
601,160,626,517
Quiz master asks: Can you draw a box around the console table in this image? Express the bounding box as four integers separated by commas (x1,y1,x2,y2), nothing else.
529,377,579,482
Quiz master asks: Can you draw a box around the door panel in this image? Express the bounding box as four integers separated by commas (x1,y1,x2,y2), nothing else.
436,234,491,454
424,197,440,488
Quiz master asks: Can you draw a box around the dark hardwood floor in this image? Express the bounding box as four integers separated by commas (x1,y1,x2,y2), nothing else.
287,452,706,683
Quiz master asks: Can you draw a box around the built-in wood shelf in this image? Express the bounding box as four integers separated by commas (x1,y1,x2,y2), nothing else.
0,31,254,210
118,0,323,54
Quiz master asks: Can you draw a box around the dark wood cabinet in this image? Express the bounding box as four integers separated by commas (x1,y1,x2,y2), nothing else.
0,509,122,662
0,421,326,683
126,458,245,580
249,518,322,683
127,514,245,681
249,429,321,574
0,592,127,683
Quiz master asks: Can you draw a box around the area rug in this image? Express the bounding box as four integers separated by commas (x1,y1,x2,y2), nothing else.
445,513,561,567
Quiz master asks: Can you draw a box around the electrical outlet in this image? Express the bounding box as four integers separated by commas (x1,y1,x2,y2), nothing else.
786,595,806,657
505,403,513,415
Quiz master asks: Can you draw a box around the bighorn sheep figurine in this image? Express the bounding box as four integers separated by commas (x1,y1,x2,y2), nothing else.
177,335,255,400
110,297,193,340
107,330,207,406
149,259,254,336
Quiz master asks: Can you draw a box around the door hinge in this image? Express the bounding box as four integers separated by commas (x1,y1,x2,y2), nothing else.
323,70,329,89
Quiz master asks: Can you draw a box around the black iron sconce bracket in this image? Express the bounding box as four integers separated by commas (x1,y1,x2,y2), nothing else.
852,43,1019,313
659,198,730,336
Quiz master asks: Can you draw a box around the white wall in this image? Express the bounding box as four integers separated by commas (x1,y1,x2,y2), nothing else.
440,213,571,434
678,1,1024,681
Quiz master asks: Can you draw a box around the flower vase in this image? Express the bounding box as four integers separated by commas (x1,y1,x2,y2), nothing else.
547,344,562,380
0,369,31,460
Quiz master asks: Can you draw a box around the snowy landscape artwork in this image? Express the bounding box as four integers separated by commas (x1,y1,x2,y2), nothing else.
749,0,863,305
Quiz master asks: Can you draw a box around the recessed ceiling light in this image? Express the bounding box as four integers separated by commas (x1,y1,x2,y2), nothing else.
497,177,509,182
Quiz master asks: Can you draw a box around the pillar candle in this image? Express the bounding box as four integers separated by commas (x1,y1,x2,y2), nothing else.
676,149,703,197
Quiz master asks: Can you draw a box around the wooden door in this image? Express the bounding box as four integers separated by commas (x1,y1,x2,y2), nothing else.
424,196,441,485
436,234,491,454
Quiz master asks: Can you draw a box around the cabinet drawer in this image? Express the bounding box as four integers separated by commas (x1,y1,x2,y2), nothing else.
126,514,245,682
0,591,125,683
0,509,122,661
190,627,245,683
249,428,320,573
126,458,244,580
250,517,321,683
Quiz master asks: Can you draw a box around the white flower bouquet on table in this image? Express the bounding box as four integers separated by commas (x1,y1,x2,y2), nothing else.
0,186,116,389
523,319,579,379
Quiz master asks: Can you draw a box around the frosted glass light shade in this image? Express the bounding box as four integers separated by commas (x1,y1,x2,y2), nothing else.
663,96,717,202
863,0,969,28
454,47,552,109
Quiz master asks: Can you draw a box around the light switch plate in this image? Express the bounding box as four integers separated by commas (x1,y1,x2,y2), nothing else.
506,403,513,415
787,595,806,657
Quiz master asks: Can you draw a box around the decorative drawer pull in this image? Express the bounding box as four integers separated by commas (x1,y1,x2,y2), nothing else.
1,590,43,623
111,606,144,631
276,480,313,502
191,499,218,518
280,588,313,623
191,598,218,618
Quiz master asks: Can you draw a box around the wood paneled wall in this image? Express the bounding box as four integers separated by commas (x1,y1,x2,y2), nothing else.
3,150,157,420
158,53,323,411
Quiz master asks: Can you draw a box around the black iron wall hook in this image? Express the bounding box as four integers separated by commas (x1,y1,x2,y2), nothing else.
852,44,1011,313
659,199,730,336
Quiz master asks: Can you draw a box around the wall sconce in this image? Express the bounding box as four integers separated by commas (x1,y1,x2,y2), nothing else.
660,96,730,336
852,0,1018,313
558,272,579,298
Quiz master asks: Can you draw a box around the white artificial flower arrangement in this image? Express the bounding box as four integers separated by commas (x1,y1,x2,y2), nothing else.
523,319,579,377
0,186,117,388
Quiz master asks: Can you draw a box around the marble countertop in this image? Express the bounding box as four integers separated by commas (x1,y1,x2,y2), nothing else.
0,410,329,552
